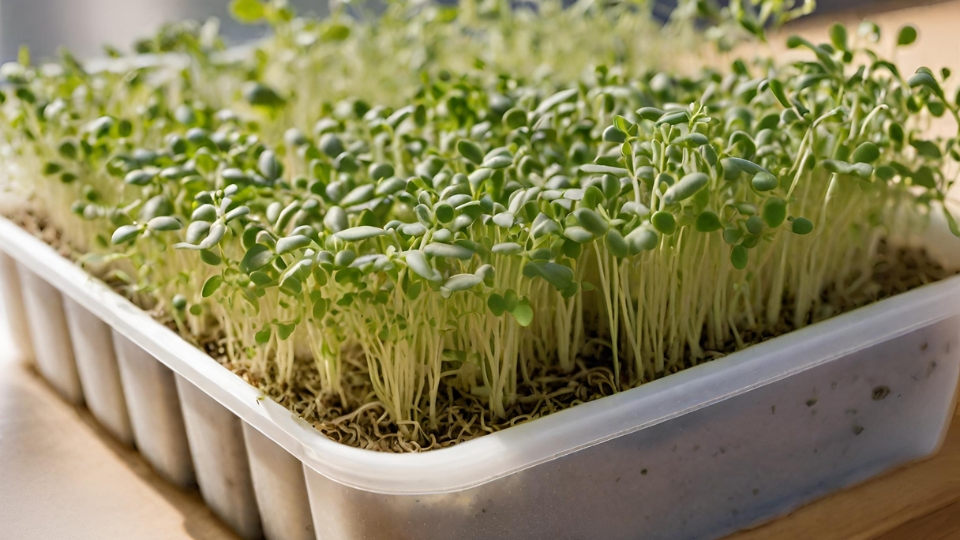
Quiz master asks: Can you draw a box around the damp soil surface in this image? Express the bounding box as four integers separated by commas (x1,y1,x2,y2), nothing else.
9,210,958,453
206,237,958,453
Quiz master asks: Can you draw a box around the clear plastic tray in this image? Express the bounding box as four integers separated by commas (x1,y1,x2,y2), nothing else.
2,213,959,540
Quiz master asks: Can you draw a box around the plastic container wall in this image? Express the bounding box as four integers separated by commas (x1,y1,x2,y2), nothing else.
16,263,83,405
62,296,133,445
113,331,195,488
3,215,960,540
0,251,34,361
304,316,960,540
244,423,316,540
176,376,263,540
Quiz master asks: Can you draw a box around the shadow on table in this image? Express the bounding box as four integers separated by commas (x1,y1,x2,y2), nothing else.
23,362,240,540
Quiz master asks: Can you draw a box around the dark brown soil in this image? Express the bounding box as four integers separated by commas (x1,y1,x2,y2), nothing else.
12,212,73,258
8,209,957,453
215,239,956,453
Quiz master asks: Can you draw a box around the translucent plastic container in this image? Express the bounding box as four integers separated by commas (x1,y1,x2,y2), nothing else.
1,213,959,540
63,296,134,445
0,251,34,362
304,315,960,539
243,422,316,540
176,374,263,539
16,262,84,405
113,330,196,488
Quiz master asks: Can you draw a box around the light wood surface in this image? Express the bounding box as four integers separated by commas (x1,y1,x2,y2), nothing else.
0,342,236,539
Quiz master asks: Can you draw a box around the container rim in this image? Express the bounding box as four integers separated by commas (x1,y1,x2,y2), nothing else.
2,215,959,495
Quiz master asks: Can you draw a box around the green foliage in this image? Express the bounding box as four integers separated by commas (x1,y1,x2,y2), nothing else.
1,3,956,446
230,0,266,23
897,24,918,46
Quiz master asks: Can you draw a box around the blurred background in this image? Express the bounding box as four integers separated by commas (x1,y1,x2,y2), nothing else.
0,0,944,62
0,0,329,62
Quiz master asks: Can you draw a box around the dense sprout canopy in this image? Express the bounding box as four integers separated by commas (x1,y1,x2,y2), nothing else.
1,0,958,448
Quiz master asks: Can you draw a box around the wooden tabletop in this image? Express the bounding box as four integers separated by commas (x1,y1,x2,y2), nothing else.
0,333,235,539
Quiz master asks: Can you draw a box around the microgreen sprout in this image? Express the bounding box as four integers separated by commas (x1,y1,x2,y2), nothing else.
1,0,957,447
